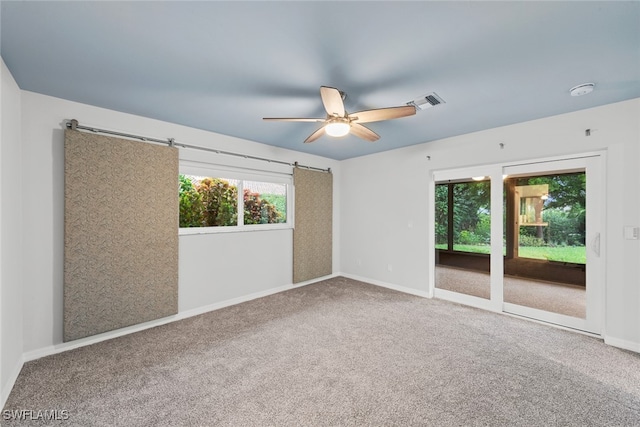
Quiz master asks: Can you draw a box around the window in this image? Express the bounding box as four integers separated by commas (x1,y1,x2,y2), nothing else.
435,174,585,263
435,179,491,255
179,164,292,234
179,175,239,227
243,180,287,225
507,172,586,264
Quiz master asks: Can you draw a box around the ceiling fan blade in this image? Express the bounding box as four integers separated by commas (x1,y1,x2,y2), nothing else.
263,117,325,122
349,105,416,123
320,86,346,117
304,126,326,144
350,123,379,142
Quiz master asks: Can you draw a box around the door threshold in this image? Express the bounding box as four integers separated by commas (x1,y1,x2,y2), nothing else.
502,310,602,339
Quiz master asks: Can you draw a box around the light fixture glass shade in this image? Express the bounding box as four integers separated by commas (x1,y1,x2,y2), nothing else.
325,122,350,137
472,176,486,181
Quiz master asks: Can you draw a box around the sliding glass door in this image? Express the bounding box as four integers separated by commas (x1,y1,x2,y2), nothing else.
501,157,603,333
433,165,502,312
432,155,604,334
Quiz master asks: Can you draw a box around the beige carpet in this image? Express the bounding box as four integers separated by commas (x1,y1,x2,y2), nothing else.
3,277,638,426
436,266,586,318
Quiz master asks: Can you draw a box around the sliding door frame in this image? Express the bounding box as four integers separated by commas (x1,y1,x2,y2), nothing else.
430,164,503,313
428,151,606,335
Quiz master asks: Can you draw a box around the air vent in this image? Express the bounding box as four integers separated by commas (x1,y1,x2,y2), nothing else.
407,92,445,111
424,95,441,106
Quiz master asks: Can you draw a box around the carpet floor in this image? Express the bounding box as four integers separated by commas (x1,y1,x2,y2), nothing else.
3,276,640,426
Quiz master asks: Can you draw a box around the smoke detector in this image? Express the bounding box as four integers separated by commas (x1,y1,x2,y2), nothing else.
407,92,445,111
570,83,595,97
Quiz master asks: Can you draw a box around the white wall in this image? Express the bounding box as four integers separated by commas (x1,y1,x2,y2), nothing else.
340,98,640,350
20,91,341,356
1,59,24,406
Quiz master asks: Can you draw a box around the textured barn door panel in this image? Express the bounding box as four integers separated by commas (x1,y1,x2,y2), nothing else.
64,129,178,341
293,167,333,283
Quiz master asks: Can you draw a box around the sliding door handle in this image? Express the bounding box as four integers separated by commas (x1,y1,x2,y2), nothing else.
592,232,601,257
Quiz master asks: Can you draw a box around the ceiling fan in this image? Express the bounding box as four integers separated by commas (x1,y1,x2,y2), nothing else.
263,86,416,143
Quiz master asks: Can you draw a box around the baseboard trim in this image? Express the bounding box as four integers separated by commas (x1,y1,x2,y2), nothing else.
23,274,338,364
175,273,338,321
23,317,178,363
604,336,640,353
339,272,430,298
1,355,24,409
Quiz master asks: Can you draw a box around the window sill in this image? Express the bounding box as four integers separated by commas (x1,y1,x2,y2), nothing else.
179,224,293,236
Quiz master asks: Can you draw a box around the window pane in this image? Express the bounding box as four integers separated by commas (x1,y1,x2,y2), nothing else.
243,180,287,224
179,174,238,227
435,178,491,300
504,170,586,318
514,172,586,264
453,180,491,254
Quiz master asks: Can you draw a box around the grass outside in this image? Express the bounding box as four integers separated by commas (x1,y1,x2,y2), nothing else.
435,244,586,264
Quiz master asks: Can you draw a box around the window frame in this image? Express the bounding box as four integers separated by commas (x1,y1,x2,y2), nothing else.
179,161,294,235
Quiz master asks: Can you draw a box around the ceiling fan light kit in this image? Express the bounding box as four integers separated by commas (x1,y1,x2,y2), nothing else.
325,121,351,137
263,86,416,143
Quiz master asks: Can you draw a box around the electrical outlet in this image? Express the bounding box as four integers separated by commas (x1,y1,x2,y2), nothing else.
387,264,393,272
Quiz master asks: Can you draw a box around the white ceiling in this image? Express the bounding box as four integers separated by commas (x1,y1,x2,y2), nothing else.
2,1,639,160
